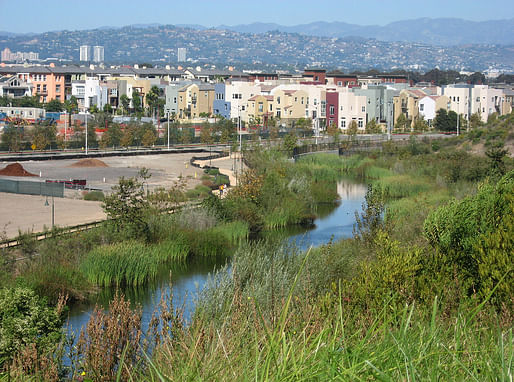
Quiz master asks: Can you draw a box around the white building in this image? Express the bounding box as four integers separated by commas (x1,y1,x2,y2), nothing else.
71,77,108,110
337,89,367,131
177,48,187,62
225,81,264,121
80,45,91,62
93,46,104,63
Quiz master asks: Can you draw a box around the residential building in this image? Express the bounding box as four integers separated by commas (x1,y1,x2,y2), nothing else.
93,46,104,63
213,83,231,119
0,76,33,98
246,95,274,125
326,71,358,87
338,89,367,131
177,48,187,62
418,95,450,126
80,45,91,62
393,89,428,127
177,83,215,120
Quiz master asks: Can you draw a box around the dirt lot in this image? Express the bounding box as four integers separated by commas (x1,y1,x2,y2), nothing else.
0,152,219,238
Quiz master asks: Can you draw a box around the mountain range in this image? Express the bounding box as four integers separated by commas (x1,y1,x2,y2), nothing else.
1,22,513,72
1,18,513,46
217,18,514,46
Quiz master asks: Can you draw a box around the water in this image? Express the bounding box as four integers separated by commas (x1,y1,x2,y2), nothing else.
66,180,367,335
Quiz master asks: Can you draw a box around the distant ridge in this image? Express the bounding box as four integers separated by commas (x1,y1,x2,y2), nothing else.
215,18,514,46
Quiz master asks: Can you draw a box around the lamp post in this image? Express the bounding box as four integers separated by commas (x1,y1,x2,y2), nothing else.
456,102,460,136
45,196,55,228
167,110,170,149
64,110,67,143
85,109,88,155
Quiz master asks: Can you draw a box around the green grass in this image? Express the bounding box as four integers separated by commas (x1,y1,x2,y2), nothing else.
83,190,105,201
372,175,432,199
80,238,190,287
208,220,249,245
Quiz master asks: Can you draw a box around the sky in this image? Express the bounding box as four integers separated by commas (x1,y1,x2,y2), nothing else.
1,0,513,34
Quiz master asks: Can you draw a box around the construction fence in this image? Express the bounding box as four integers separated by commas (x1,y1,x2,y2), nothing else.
0,179,64,197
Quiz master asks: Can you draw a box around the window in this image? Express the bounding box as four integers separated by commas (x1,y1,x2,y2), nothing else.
329,105,335,115
241,106,245,111
294,97,297,102
362,106,365,112
43,85,47,93
341,118,346,128
420,104,424,111
36,84,40,93
56,85,61,93
277,96,281,104
276,109,281,117
258,102,263,112
269,104,273,111
337,81,342,86
358,118,363,128
204,91,208,97
173,97,177,103
301,97,304,105
313,99,317,105
476,97,480,102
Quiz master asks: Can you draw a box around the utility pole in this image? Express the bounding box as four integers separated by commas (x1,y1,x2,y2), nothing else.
167,110,170,149
85,110,88,155
456,102,460,136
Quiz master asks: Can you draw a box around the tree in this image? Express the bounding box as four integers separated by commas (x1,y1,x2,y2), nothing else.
120,94,130,115
0,287,65,369
103,103,113,114
433,109,451,132
132,90,143,116
1,125,25,152
485,147,508,179
395,113,409,132
44,99,64,112
141,129,157,147
413,118,429,132
326,121,340,142
469,113,483,129
102,169,151,237
145,86,161,119
365,119,382,134
282,132,297,156
200,126,214,145
121,127,135,148
347,120,358,138
100,123,122,148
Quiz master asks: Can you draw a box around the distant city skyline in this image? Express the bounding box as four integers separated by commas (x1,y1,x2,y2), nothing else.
1,0,513,34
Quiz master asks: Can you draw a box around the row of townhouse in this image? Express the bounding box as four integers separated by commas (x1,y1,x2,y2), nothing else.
1,64,512,131
393,84,511,128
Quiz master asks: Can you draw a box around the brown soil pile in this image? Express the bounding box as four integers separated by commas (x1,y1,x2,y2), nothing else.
70,158,109,168
0,163,37,177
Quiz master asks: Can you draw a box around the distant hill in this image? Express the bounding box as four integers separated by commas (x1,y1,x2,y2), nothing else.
218,18,514,46
0,24,512,72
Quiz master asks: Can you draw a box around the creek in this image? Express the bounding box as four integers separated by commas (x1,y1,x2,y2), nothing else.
66,180,367,335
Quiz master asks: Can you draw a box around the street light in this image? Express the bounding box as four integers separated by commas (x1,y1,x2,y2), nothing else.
456,102,460,136
85,109,88,155
166,110,170,149
44,196,55,228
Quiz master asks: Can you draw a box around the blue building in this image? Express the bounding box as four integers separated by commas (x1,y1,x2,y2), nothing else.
213,83,231,119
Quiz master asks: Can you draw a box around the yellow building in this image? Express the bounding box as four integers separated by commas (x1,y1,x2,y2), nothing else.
393,89,428,128
246,95,274,124
177,83,215,121
273,89,309,124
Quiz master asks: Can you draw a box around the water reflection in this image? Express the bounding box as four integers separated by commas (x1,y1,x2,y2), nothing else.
66,179,366,336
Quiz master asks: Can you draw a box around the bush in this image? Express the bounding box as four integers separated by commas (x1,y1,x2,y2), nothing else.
83,190,105,201
0,287,64,368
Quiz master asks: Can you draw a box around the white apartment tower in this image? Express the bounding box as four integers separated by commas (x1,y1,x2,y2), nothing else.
177,48,187,62
80,45,91,61
93,46,104,62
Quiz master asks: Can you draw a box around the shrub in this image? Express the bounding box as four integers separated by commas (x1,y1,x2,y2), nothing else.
0,287,65,369
83,190,105,201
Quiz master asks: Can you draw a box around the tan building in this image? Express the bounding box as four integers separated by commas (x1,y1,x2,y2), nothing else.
272,89,309,125
246,95,274,124
393,89,428,128
177,83,215,120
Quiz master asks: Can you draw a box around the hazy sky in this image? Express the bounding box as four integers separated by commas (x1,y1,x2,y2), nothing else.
2,0,513,33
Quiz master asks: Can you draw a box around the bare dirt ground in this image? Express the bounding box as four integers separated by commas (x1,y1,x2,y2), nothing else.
0,152,220,239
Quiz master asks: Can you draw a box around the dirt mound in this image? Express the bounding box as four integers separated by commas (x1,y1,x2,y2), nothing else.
0,163,37,177
70,158,109,168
